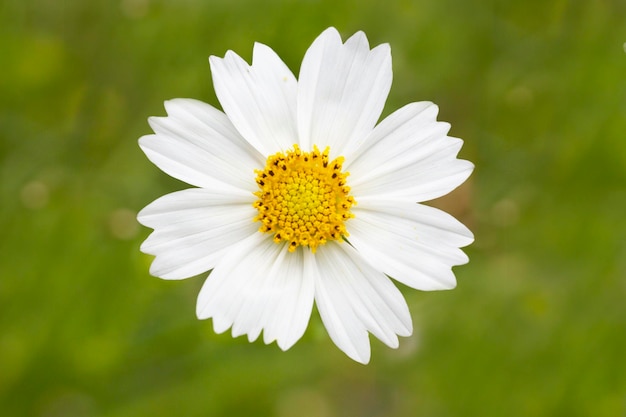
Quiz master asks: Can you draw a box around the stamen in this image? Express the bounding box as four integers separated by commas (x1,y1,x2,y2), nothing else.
253,144,356,252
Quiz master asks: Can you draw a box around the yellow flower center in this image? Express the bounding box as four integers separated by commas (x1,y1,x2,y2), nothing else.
253,144,356,253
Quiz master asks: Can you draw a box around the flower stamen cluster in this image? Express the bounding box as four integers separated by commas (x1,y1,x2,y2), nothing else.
253,144,355,252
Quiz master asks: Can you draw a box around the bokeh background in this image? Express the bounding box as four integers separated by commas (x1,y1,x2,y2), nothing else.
2,0,625,416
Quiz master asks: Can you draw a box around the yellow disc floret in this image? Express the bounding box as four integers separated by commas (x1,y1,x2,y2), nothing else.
253,144,356,253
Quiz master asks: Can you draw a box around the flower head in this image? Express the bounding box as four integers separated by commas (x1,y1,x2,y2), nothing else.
138,27,474,364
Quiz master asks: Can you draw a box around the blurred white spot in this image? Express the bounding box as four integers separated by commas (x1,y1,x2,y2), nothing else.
277,388,333,417
623,42,626,53
20,181,49,209
491,198,520,227
108,208,139,240
120,0,149,19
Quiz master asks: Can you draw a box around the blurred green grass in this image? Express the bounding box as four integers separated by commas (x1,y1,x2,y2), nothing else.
1,0,625,416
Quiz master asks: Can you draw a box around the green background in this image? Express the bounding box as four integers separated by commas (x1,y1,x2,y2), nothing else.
1,0,625,415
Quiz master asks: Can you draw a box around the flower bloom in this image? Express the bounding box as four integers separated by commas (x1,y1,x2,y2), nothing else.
137,27,474,363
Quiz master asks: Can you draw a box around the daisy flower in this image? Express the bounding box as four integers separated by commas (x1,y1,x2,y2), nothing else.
137,27,474,364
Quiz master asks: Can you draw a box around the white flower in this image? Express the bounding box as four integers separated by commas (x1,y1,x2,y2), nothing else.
137,27,474,364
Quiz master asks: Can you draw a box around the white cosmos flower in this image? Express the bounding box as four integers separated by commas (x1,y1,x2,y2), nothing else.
137,27,474,364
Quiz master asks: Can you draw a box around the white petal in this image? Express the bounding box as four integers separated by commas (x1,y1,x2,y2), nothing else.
314,242,412,364
196,233,315,351
297,27,392,156
347,102,474,202
210,43,298,156
138,188,258,279
141,98,264,191
348,200,474,291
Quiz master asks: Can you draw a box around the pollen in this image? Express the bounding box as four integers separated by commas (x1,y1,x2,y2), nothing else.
253,144,356,253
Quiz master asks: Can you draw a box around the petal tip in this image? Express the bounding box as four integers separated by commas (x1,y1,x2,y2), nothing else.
316,26,342,44
353,351,371,365
137,133,154,147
